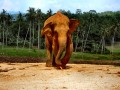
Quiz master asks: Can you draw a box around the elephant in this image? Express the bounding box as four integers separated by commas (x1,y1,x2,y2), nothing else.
41,11,79,69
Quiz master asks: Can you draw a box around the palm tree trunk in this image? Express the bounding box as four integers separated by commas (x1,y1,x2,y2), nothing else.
83,25,91,52
81,30,85,52
101,36,105,54
96,39,102,54
2,21,5,48
32,22,34,48
16,23,20,49
111,36,114,55
2,28,4,48
75,28,79,52
111,27,116,55
5,26,8,46
29,21,32,49
38,21,41,49
0,24,1,41
23,28,29,48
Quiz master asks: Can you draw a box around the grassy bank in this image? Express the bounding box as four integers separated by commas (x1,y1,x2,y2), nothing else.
0,47,46,58
71,52,120,60
0,46,120,60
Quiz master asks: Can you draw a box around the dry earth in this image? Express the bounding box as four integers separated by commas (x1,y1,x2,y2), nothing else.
0,63,120,90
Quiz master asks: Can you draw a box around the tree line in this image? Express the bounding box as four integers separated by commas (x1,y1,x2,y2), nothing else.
0,8,120,54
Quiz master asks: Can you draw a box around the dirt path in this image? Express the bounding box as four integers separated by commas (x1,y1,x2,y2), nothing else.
0,63,120,90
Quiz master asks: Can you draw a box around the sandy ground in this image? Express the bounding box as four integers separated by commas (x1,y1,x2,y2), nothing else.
0,63,120,90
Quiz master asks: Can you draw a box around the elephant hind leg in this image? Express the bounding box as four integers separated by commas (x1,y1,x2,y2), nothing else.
52,33,59,66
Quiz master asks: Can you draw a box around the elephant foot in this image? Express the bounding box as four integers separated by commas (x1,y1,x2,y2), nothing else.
55,60,62,66
61,58,69,66
46,60,53,67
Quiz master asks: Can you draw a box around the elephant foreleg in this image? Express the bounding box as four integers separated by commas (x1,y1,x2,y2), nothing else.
45,37,52,67
55,36,67,66
52,33,59,66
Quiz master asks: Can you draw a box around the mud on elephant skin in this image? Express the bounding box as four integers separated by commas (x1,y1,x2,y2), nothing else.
41,11,79,69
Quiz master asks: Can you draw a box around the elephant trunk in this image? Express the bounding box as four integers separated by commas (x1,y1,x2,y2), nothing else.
61,34,73,66
55,36,67,65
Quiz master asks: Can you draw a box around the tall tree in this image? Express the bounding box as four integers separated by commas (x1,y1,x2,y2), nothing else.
26,7,36,49
74,9,81,52
5,13,12,46
16,12,24,49
82,11,97,52
47,9,52,18
98,15,110,54
1,9,7,48
109,12,120,54
36,9,43,49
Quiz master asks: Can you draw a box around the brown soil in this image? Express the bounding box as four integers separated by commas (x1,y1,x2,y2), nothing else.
0,56,120,66
0,62,120,90
0,56,120,90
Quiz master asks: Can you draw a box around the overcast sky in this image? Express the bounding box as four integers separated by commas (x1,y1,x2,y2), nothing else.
0,0,120,13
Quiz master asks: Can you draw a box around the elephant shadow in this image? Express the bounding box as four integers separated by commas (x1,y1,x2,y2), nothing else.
65,65,72,69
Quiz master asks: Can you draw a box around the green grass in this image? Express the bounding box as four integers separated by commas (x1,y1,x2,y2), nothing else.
71,45,120,60
106,46,120,53
70,52,120,60
106,46,120,56
0,46,46,58
0,46,120,60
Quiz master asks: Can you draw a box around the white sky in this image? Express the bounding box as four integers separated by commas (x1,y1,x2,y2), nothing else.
0,0,120,13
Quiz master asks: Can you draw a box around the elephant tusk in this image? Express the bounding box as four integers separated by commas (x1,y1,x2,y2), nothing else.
60,66,63,70
56,65,63,69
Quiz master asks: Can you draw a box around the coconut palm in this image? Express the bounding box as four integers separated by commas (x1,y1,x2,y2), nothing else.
1,9,7,48
82,11,97,52
16,12,24,49
5,13,12,46
109,12,120,54
26,7,36,49
36,9,43,49
47,9,52,18
97,15,111,54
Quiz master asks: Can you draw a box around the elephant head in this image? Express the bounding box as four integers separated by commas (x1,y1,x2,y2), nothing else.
41,11,79,68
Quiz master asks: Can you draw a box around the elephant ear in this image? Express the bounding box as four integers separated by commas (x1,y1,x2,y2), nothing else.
69,19,80,33
41,22,54,37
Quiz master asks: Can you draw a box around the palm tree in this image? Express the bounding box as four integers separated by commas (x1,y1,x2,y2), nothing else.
16,12,24,49
0,14,1,43
5,13,12,46
47,9,52,18
23,28,29,48
1,9,7,48
82,11,97,52
98,15,110,54
109,12,120,54
74,10,81,52
36,9,42,49
26,7,36,49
